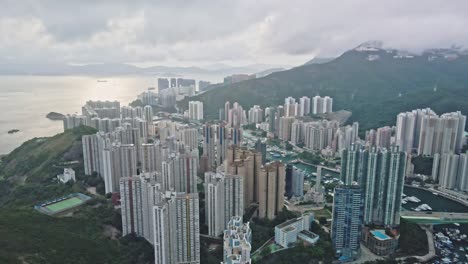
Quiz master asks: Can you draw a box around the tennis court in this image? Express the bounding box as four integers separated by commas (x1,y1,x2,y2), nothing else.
45,197,83,212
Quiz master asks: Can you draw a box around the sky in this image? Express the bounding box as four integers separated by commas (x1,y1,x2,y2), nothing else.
1,0,468,68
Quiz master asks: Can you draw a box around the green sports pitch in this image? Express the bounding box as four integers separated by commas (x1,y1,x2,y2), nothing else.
35,193,91,216
45,197,83,212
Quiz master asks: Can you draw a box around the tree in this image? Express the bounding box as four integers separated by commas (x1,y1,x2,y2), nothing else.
260,246,271,256
319,217,327,225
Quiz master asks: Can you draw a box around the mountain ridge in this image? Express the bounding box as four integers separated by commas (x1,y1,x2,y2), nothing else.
182,45,468,131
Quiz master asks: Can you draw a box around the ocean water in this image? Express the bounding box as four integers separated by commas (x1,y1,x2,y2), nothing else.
0,75,168,155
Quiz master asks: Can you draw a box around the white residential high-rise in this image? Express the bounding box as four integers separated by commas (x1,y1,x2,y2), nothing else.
438,153,460,189
102,143,137,193
205,172,225,236
153,192,200,264
227,102,245,127
299,96,311,116
120,176,144,237
433,152,468,191
63,114,88,131
278,116,295,141
144,105,154,137
290,121,303,145
161,150,198,193
82,134,102,175
205,171,245,237
178,127,199,151
323,96,333,113
188,101,204,120
396,112,416,154
141,143,160,173
224,174,244,227
284,97,297,117
248,105,263,124
400,109,466,156
311,96,333,114
222,216,252,264
376,126,392,149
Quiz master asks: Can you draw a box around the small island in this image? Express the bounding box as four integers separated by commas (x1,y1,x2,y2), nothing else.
8,129,20,134
46,112,65,121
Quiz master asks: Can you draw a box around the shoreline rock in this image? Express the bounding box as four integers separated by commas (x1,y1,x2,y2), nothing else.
46,112,65,121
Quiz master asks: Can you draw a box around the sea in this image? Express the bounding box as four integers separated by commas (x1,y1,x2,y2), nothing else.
0,74,221,155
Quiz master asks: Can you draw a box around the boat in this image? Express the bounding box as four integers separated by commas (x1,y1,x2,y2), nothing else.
406,196,421,203
433,192,439,195
454,223,460,227
417,204,432,211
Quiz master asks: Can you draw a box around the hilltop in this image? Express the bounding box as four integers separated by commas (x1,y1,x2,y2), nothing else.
0,127,154,263
183,44,468,131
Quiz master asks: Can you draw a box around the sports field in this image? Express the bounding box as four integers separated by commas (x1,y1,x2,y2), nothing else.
45,197,83,212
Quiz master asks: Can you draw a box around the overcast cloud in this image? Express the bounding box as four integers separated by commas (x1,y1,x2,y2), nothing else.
1,0,468,67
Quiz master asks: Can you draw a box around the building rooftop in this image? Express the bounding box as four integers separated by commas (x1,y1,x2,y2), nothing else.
283,226,296,232
299,230,319,239
276,217,303,230
370,230,391,241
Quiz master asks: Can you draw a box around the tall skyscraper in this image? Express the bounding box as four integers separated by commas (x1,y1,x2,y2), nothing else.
278,116,294,141
161,150,198,193
153,192,200,264
364,146,407,228
311,96,333,114
205,171,245,237
331,185,364,260
268,107,276,133
341,145,407,227
140,143,160,173
120,176,144,237
205,171,225,236
224,174,244,227
312,96,323,114
203,123,216,170
323,96,333,113
82,134,102,175
376,126,392,149
144,105,154,137
226,146,262,208
285,164,294,199
254,139,267,165
258,161,285,220
188,101,204,120
397,109,466,156
178,127,199,151
102,143,137,193
436,153,461,189
396,112,416,154
158,78,169,92
222,216,252,264
170,78,177,88
299,96,311,116
292,167,305,198
248,105,263,124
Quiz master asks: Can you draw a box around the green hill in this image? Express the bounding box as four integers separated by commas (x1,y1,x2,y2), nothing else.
0,127,154,264
184,47,468,131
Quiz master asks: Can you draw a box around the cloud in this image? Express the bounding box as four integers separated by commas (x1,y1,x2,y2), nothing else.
1,0,468,66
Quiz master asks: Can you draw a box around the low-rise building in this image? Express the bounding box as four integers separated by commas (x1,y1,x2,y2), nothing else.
362,227,399,256
57,168,76,183
274,213,317,248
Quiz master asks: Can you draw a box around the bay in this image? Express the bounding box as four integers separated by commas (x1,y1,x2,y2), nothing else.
0,75,217,155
